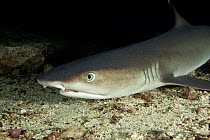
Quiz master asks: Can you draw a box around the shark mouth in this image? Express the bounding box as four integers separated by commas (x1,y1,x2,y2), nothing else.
37,80,107,99
59,88,107,99
61,89,79,93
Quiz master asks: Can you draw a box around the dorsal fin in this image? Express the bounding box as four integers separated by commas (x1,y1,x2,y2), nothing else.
168,0,191,28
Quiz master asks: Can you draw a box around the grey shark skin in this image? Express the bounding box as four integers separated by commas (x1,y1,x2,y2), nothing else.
37,2,210,99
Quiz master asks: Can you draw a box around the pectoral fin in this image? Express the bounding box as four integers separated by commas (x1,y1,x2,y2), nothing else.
162,75,210,91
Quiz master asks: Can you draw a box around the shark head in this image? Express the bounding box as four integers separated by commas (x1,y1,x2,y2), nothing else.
37,53,148,99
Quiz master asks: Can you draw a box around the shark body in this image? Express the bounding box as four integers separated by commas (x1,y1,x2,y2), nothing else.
37,1,210,99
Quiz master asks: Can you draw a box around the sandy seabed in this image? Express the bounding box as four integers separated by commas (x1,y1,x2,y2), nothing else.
0,73,209,140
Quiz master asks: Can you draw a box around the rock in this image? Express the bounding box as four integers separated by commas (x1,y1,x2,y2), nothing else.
43,132,60,140
60,125,87,139
23,130,35,139
0,43,54,74
7,129,22,138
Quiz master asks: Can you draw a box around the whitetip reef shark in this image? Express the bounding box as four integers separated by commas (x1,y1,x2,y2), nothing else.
37,1,210,99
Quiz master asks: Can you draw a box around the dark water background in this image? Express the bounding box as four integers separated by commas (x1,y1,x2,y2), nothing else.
1,0,209,66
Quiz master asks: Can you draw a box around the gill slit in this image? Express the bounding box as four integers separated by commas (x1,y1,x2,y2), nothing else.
143,62,160,85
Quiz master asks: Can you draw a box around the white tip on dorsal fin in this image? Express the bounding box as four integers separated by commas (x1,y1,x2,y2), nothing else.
168,0,191,28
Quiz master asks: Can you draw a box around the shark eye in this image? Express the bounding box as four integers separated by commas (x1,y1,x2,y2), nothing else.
84,73,96,82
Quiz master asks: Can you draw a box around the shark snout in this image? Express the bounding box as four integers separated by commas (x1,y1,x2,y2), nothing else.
37,79,65,91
